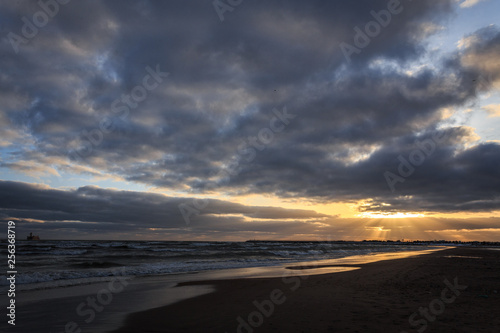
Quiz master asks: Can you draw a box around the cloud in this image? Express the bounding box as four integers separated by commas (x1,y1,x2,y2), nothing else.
459,0,488,8
459,25,500,86
482,104,500,117
0,180,329,236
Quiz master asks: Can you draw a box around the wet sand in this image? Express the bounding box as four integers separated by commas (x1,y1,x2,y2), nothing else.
112,247,500,333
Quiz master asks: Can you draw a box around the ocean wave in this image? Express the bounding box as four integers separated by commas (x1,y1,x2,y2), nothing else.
1,240,439,290
0,259,283,289
69,261,123,269
51,249,88,255
148,248,196,252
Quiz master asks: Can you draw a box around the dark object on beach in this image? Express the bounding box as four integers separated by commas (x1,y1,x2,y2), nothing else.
27,232,40,240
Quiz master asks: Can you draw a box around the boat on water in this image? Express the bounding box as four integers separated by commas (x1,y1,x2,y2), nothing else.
27,232,40,240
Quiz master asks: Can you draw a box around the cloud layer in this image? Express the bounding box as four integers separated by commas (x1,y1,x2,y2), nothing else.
0,0,499,239
2,180,499,241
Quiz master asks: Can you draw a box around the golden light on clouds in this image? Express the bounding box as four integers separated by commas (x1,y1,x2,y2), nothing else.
358,212,425,219
230,194,361,218
482,104,500,118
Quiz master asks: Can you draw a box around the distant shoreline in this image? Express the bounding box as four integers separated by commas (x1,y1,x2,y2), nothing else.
2,238,499,245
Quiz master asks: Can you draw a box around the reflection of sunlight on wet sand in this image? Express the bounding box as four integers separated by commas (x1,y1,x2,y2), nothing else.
199,265,360,280
196,247,451,280
285,247,451,271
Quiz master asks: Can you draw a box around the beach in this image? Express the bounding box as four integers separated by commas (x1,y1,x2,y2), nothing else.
112,247,500,333
2,245,499,333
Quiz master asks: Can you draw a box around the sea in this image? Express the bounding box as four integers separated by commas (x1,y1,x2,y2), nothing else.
0,240,443,292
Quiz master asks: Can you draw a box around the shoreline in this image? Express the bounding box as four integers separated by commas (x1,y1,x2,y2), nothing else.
111,247,500,333
3,247,447,333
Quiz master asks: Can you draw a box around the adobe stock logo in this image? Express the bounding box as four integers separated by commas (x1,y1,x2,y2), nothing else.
4,0,71,54
68,65,168,162
401,277,467,333
178,106,295,225
384,131,447,192
64,268,131,333
339,0,409,63
213,0,243,22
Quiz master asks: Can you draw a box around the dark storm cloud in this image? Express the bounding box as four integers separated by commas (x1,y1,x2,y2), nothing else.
0,180,327,229
0,0,499,218
220,125,500,211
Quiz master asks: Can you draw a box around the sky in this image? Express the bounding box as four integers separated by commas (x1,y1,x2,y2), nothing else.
0,0,499,241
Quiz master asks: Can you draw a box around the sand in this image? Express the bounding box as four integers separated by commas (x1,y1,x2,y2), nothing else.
111,247,500,333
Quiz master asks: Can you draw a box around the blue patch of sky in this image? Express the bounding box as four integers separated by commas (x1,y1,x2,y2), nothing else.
428,0,500,141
